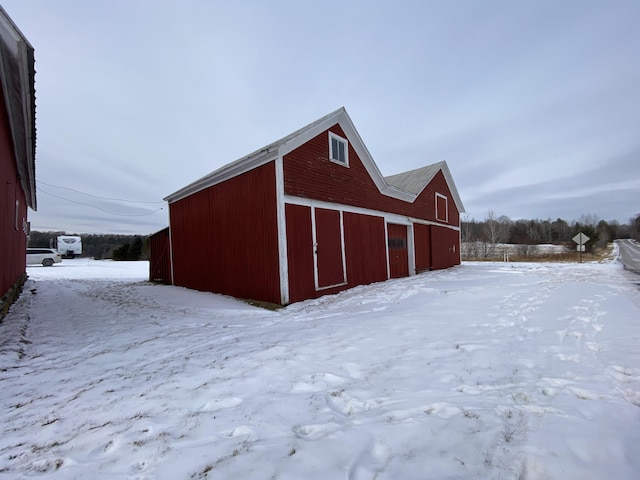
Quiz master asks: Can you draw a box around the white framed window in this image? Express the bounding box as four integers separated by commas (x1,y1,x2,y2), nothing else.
435,193,448,222
329,132,348,166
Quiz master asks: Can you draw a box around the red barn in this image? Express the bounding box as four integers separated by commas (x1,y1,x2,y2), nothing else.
0,7,36,316
157,108,464,305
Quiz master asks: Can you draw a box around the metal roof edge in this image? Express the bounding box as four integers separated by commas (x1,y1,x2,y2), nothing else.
164,148,278,203
438,161,465,213
164,108,465,211
165,108,347,204
0,6,37,210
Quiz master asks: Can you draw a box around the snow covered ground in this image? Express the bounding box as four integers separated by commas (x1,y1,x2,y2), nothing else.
1,256,639,479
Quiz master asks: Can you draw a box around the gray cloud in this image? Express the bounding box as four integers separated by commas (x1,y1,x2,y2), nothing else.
3,0,638,233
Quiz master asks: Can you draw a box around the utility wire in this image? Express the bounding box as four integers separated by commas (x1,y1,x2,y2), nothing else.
38,181,165,204
37,187,164,217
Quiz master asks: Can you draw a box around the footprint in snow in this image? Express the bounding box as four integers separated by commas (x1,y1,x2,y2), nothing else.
423,402,460,419
220,425,254,438
291,372,347,393
293,422,341,440
347,439,391,480
325,390,384,417
541,377,575,387
608,365,635,381
585,342,602,352
617,388,640,407
569,387,610,401
197,397,242,411
343,362,363,380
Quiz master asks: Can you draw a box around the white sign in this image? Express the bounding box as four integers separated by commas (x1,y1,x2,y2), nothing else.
572,232,590,245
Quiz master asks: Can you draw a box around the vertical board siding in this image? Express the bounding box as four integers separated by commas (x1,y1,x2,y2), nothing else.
286,206,388,303
149,228,172,284
414,224,432,273
283,125,460,226
343,212,387,285
0,88,28,300
169,162,281,304
431,225,461,270
285,203,315,304
314,208,345,288
426,172,460,226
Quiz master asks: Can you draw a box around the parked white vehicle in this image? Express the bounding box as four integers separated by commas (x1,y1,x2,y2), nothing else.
26,248,62,267
57,235,82,258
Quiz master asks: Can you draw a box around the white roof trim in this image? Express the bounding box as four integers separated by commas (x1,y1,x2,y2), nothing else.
164,108,464,214
164,147,278,203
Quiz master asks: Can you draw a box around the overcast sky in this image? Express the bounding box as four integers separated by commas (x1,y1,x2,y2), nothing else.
4,0,639,234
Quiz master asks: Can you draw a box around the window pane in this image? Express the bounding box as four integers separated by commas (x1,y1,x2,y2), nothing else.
331,138,338,161
338,141,345,163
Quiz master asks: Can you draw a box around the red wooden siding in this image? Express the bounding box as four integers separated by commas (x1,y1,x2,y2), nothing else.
283,125,460,226
314,208,345,288
0,88,28,301
149,228,172,284
427,174,459,225
169,162,281,304
414,224,432,273
285,204,315,304
431,225,461,270
343,212,387,286
387,223,409,278
285,206,388,303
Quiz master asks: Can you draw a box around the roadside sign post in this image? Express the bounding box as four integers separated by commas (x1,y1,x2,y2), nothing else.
572,232,590,263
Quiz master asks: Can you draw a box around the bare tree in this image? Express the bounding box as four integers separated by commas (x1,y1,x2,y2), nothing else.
484,210,510,242
578,213,599,228
461,214,472,243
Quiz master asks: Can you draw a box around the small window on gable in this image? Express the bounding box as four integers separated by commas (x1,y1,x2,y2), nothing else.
435,193,448,223
329,132,348,166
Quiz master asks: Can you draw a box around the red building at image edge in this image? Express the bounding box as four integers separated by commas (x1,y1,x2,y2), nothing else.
0,7,36,317
150,108,465,305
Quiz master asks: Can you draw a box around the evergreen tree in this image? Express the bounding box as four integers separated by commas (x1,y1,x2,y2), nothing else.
112,243,130,261
128,236,143,261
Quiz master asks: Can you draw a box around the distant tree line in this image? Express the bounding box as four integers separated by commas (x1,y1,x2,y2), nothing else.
28,231,150,260
462,211,640,259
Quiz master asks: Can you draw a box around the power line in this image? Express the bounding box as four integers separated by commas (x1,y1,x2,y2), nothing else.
38,181,165,204
37,187,164,217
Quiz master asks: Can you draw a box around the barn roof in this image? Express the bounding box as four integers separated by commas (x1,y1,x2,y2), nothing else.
385,161,465,213
165,108,464,214
0,6,36,209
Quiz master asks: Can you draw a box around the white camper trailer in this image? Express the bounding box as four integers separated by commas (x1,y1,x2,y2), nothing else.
56,236,82,258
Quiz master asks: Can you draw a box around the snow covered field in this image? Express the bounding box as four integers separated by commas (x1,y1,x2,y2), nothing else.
1,257,639,479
